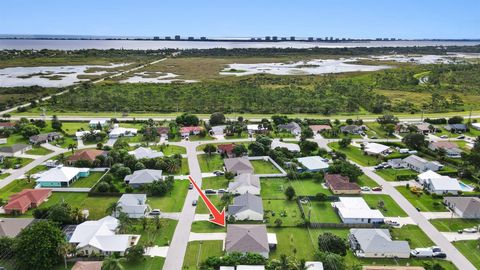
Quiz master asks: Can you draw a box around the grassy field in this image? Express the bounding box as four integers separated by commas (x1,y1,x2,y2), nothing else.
430,218,480,232
70,171,104,188
263,199,303,226
251,159,281,174
183,241,224,270
302,201,341,223
363,194,408,217
148,180,189,212
153,144,186,155
357,174,379,187
60,121,91,136
453,240,480,268
364,122,396,138
27,165,49,174
0,173,10,180
121,257,165,270
0,179,35,199
260,178,331,199
201,176,229,190
328,142,381,166
375,168,417,181
190,221,227,233
128,219,178,246
195,195,224,214
25,146,53,155
168,158,189,176
396,186,447,212
391,225,434,248
198,154,224,173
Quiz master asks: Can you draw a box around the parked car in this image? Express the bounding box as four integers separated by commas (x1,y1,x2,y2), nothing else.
213,170,224,176
217,189,228,194
149,209,161,216
188,183,193,190
372,186,383,191
457,135,465,139
385,220,400,226
374,165,384,170
192,200,198,206
360,186,371,192
462,227,478,233
205,189,216,194
440,135,448,139
14,164,21,169
433,252,447,258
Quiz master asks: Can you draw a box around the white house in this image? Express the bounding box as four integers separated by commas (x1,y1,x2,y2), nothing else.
271,139,300,152
363,143,391,156
417,170,442,185
247,124,266,134
402,155,443,173
349,228,410,258
333,197,384,224
109,125,137,138
128,147,164,159
472,123,480,130
228,174,261,195
75,130,100,138
116,194,148,218
69,216,140,256
426,176,462,195
35,166,90,188
297,156,329,172
227,193,264,221
124,169,163,188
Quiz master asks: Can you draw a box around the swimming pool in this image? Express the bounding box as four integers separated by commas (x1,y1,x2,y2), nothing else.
459,181,475,192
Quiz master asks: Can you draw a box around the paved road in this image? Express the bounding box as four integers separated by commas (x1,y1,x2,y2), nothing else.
361,166,476,270
0,145,68,189
163,141,203,270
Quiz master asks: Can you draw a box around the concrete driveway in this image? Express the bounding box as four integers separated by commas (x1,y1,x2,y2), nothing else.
443,232,480,242
188,232,226,242
422,211,458,220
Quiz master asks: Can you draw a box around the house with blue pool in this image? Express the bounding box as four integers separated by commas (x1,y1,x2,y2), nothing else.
35,166,90,188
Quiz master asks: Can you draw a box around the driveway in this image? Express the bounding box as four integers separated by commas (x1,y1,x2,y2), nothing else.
194,214,211,221
443,232,480,242
145,246,169,257
188,232,226,242
421,211,459,220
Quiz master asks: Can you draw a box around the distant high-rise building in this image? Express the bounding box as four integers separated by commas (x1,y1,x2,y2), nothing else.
308,37,314,41
188,37,194,40
290,36,295,41
316,38,322,41
265,36,271,41
281,37,287,41
165,36,171,40
175,35,181,40
153,36,160,40
200,37,207,41
272,36,278,41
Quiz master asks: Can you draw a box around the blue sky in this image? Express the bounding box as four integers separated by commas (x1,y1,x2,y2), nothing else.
2,0,479,39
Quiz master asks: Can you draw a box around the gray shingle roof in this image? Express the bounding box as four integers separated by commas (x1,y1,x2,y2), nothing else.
278,122,301,133
228,193,263,216
124,169,163,185
228,174,260,191
225,224,269,253
224,157,254,174
0,143,29,153
445,197,480,218
349,229,410,254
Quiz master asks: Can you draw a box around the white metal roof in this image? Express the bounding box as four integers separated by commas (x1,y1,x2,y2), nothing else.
429,177,462,191
109,127,137,136
364,143,390,154
306,262,324,270
334,197,384,219
128,147,164,159
418,170,441,181
297,156,329,171
36,166,85,183
237,266,265,270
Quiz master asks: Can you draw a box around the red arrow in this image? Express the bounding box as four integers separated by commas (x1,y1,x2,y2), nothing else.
188,175,226,227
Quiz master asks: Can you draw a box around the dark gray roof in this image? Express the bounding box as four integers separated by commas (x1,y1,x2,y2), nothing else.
340,125,363,133
225,224,269,253
228,193,263,216
277,122,301,133
350,228,410,254
124,169,163,185
445,124,467,130
402,155,427,168
29,132,61,143
0,143,29,153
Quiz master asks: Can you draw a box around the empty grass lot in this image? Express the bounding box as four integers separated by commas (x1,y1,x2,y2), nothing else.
169,158,189,175
396,186,447,212
183,241,224,270
190,221,227,233
251,159,281,174
357,174,378,187
363,194,408,217
153,144,186,155
263,199,303,226
328,142,381,166
70,171,105,188
390,225,434,248
148,180,189,212
453,240,480,268
375,168,418,181
60,121,90,136
128,219,178,246
302,201,341,223
260,178,331,199
430,218,480,232
121,257,165,270
195,195,224,214
25,146,53,155
201,176,229,190
0,179,35,199
198,154,224,173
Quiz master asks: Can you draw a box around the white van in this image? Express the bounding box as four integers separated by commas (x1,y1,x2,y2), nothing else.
411,248,433,258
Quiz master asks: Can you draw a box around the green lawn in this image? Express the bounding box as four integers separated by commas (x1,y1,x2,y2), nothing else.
195,195,224,214
328,142,381,166
148,180,189,212
127,219,178,246
183,241,224,270
190,221,227,233
0,173,10,180
198,154,224,173
60,121,90,136
251,159,281,174
365,122,396,138
25,146,53,155
121,257,165,270
0,179,35,199
453,240,480,268
70,172,105,188
430,218,480,232
168,158,189,176
2,157,33,169
260,178,331,199
357,174,378,187
224,132,249,139
363,194,408,217
189,135,216,141
396,186,447,212
263,199,303,226
152,144,186,155
34,192,120,220
201,176,229,190
54,136,78,149
390,225,434,248
4,133,28,146
375,168,418,182
27,165,49,175
302,201,341,223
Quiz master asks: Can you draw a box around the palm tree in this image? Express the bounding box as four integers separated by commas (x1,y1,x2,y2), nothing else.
102,255,125,270
292,259,308,270
71,207,84,224
275,254,290,270
57,153,67,165
106,202,122,217
68,143,77,154
58,242,74,270
118,212,131,234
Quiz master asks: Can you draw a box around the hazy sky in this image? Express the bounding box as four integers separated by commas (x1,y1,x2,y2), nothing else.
2,0,479,39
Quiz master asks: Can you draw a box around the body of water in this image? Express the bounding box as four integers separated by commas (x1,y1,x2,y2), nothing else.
0,39,479,50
